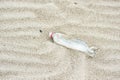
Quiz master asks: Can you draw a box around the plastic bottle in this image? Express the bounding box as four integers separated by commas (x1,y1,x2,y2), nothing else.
49,32,97,57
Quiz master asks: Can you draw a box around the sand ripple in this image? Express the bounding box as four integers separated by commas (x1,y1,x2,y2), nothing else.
0,0,120,80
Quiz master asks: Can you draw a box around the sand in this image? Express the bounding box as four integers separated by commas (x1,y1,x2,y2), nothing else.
0,0,120,80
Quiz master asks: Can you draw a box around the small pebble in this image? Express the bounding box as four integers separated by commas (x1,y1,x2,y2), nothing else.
74,2,77,5
40,30,42,33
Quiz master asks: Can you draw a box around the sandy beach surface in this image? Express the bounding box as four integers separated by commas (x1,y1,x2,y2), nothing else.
0,0,120,80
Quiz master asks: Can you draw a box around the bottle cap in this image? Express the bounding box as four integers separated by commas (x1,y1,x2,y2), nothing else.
49,32,54,39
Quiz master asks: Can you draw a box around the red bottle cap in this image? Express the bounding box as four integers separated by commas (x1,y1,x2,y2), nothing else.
49,32,54,39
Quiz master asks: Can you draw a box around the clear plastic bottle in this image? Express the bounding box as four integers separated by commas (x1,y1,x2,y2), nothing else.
49,32,97,57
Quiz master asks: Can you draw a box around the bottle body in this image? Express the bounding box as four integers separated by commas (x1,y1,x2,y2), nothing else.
49,32,96,57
